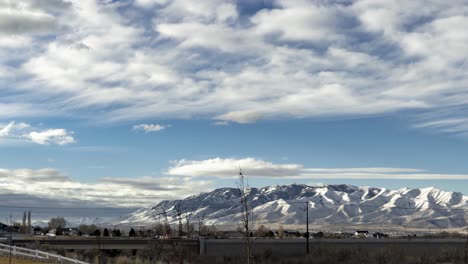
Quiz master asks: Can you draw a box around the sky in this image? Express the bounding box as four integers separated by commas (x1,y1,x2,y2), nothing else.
1,0,468,210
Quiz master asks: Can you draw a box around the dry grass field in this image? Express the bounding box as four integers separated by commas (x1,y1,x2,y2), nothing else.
0,256,48,264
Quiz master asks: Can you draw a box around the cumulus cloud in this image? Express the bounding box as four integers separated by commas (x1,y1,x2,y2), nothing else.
133,123,169,132
0,167,213,208
27,129,75,145
0,0,467,133
167,157,468,180
0,121,75,145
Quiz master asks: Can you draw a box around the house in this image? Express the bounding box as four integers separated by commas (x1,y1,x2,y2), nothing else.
354,230,369,238
47,229,57,236
62,228,79,236
48,228,79,236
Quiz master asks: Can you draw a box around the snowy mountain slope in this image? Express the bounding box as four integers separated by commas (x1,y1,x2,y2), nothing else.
114,184,468,229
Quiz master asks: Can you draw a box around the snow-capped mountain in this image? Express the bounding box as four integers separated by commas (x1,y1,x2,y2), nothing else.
114,184,468,229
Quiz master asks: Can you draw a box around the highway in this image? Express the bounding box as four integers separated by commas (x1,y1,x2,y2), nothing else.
10,237,467,256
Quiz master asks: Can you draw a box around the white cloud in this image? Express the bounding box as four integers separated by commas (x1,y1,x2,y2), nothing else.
0,121,29,136
27,128,75,145
251,0,347,42
133,123,169,132
301,168,425,173
412,106,468,135
0,121,74,145
413,118,468,134
133,0,168,8
0,0,466,132
167,157,468,180
0,167,213,208
168,157,302,177
295,173,468,180
0,35,31,48
153,0,238,23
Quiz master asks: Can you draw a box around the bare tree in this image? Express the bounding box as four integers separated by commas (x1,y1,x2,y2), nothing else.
196,213,206,236
22,211,27,234
237,169,253,264
159,203,187,264
152,208,171,239
48,217,66,230
168,202,186,264
27,211,31,234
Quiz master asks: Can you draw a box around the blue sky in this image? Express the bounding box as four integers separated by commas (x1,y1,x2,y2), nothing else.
0,0,468,208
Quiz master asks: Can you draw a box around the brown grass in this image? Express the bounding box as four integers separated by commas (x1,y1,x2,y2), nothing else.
0,256,49,264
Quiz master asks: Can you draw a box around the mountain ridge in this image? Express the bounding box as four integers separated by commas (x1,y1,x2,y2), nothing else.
113,184,468,230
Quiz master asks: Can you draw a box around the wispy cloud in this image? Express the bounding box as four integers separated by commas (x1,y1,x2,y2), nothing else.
133,123,169,132
414,118,468,135
167,157,468,180
0,121,75,145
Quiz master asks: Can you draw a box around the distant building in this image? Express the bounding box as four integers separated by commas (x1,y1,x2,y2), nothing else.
48,228,79,236
47,229,57,236
355,230,369,238
62,228,79,236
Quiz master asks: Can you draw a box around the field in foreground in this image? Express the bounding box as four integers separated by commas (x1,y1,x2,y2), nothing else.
0,256,47,264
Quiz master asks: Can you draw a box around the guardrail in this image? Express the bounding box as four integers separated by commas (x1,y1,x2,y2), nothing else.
0,243,89,264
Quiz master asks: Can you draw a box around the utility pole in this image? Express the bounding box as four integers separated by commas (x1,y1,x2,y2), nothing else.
9,214,12,264
464,225,467,264
97,235,101,264
305,202,309,255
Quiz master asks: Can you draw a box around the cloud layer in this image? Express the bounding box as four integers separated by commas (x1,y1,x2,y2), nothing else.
0,168,212,208
0,0,466,134
1,157,467,209
167,157,468,180
168,157,302,177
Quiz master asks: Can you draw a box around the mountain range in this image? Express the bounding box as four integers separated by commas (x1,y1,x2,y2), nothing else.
113,184,468,230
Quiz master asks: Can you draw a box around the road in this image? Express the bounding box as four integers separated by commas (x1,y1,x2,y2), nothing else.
10,237,467,257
